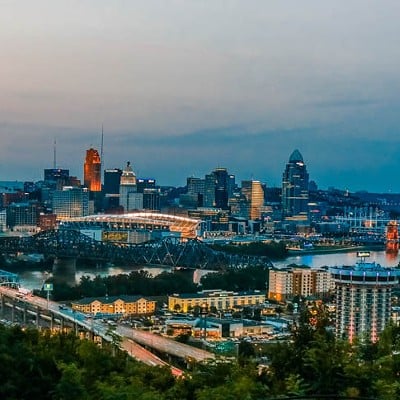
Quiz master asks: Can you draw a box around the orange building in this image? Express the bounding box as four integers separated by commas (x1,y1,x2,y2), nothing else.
71,295,157,316
84,148,101,191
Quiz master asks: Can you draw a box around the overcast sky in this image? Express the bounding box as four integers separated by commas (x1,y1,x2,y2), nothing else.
1,1,400,192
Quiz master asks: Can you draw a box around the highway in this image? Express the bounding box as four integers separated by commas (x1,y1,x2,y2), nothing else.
0,286,215,375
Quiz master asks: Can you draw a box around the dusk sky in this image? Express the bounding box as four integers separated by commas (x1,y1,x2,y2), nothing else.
1,1,400,192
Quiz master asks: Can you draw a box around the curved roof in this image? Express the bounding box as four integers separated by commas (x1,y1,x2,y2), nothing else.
61,212,200,239
289,149,303,163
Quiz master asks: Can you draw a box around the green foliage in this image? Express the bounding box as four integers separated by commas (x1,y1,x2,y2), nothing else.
3,318,400,399
52,269,198,301
210,240,288,259
200,265,269,292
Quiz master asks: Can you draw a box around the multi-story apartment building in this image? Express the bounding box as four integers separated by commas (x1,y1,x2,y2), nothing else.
168,289,266,313
331,260,399,342
268,266,334,302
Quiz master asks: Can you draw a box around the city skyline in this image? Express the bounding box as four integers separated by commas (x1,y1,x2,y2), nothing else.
2,1,400,192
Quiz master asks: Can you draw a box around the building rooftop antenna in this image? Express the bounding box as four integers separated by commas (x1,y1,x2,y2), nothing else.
53,138,57,169
100,124,104,181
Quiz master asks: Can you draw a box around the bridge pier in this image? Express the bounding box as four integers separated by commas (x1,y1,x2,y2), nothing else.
52,257,77,285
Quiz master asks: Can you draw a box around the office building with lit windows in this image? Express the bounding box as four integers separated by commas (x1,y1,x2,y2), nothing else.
241,180,265,220
52,187,89,219
84,148,102,192
282,149,309,221
119,162,143,212
331,258,399,342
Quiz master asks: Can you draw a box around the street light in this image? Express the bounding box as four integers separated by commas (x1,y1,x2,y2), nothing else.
200,302,208,340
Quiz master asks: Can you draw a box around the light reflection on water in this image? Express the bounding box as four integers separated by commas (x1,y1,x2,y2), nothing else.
15,250,400,290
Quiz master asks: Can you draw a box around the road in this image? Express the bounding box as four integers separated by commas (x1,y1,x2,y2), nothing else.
0,286,216,375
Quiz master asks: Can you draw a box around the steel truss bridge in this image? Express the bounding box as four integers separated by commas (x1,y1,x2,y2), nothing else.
0,229,272,270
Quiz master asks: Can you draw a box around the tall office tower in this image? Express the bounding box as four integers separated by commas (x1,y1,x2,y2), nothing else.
44,168,70,190
213,167,230,209
143,188,161,211
203,168,233,209
104,169,122,194
52,187,89,219
331,259,399,343
187,177,205,207
187,177,205,195
119,162,142,212
204,174,216,207
103,168,122,211
136,178,156,193
282,149,309,219
84,148,102,192
241,180,265,220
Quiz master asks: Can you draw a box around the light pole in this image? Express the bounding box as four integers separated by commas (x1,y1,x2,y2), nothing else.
200,302,208,340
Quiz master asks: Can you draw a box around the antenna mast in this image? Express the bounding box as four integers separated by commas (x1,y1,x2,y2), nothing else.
53,138,57,169
100,124,104,181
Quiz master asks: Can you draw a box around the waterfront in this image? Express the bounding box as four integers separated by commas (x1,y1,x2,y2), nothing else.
14,249,400,290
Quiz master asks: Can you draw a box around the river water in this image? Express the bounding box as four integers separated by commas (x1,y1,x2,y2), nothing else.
14,249,400,291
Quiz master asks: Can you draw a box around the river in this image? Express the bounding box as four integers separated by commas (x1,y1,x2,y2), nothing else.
13,249,400,291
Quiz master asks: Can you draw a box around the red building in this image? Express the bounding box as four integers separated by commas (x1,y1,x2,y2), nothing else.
83,148,101,192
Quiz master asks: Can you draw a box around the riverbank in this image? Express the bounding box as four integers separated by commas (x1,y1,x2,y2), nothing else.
287,244,385,256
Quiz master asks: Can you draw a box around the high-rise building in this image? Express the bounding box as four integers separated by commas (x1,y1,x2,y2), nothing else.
213,168,230,209
241,180,264,220
136,178,156,193
103,168,122,211
268,266,334,302
282,149,309,220
143,188,161,211
104,169,122,195
331,258,399,342
203,168,234,209
84,148,102,192
43,168,70,190
52,187,89,219
119,162,142,212
6,201,41,231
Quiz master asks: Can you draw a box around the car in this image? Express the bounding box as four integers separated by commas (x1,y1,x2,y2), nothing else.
59,305,67,310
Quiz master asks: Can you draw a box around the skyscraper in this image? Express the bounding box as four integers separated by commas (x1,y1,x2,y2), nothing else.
52,187,89,219
119,162,143,212
282,149,309,220
203,168,234,209
103,168,122,211
84,148,101,192
241,180,264,220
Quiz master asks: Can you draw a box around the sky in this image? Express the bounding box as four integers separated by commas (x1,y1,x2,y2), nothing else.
1,1,400,192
